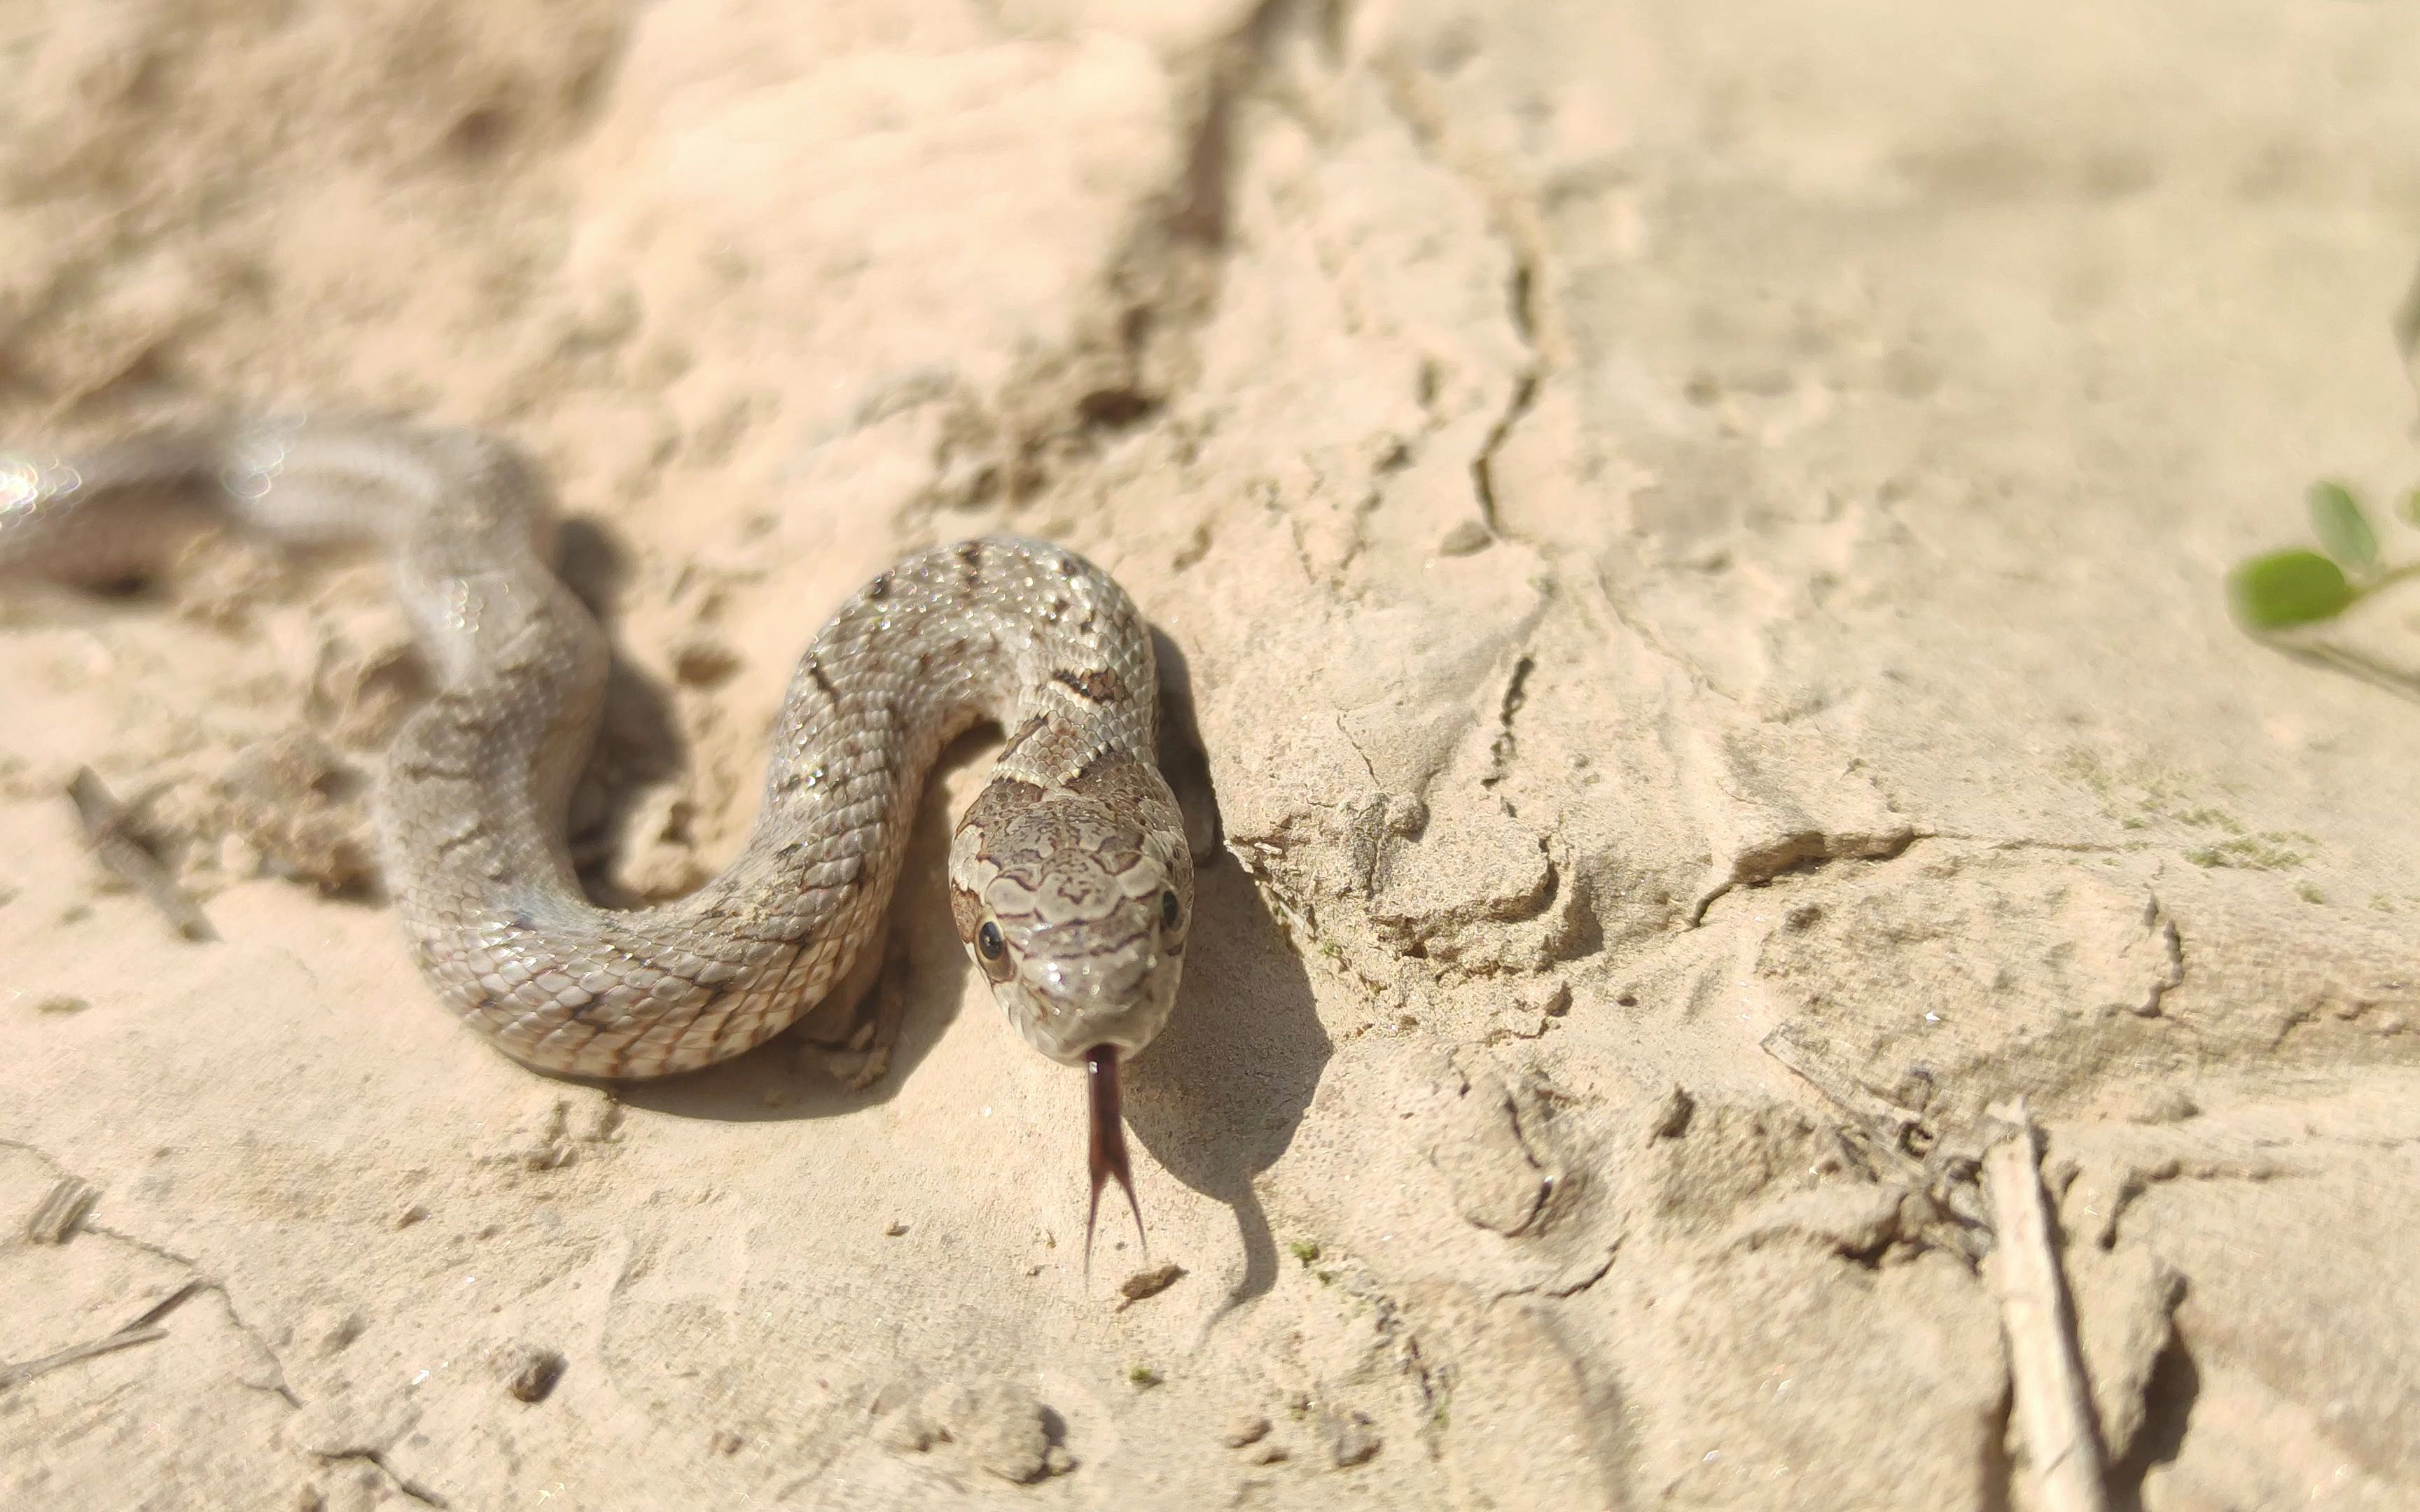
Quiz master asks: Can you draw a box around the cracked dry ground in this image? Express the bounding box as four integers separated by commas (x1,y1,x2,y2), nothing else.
4,2,2419,1509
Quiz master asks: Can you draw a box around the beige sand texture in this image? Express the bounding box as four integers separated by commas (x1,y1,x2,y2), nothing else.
4,1,2419,1507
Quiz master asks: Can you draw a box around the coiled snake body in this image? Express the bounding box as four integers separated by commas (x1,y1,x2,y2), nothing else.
0,418,1192,1248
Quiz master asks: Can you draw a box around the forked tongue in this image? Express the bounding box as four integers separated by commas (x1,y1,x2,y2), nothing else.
1084,1044,1146,1278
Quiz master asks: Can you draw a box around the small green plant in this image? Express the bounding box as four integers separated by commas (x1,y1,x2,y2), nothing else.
2229,480,2420,631
1127,1365,1162,1390
1288,1240,1321,1265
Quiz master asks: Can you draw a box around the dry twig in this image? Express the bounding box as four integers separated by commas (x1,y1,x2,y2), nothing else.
1982,1098,2108,1512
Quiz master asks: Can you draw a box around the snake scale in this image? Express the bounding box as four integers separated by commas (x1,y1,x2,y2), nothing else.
0,416,1193,1249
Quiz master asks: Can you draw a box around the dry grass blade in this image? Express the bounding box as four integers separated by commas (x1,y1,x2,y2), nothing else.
0,1325,168,1391
67,766,215,941
25,1175,99,1244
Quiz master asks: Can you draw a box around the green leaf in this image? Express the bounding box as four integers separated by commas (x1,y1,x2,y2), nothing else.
2401,487,2420,528
2229,549,2357,629
2307,481,2377,568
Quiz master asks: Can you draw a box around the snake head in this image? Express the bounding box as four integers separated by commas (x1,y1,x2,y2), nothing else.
950,763,1192,1270
947,769,1192,1068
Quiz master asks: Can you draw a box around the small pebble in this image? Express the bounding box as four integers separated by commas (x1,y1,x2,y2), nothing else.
501,1346,566,1404
1223,1414,1271,1448
1331,1412,1380,1467
1117,1262,1185,1309
298,1306,366,1358
672,636,741,688
1437,521,1493,556
884,1220,908,1237
1648,1084,1695,1140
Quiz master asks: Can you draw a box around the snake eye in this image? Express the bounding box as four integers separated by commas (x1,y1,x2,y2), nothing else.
1159,889,1183,932
973,918,1015,983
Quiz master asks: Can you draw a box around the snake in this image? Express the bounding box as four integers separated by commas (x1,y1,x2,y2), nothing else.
0,416,1193,1254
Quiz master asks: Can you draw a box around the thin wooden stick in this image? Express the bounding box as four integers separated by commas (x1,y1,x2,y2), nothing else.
1982,1099,2108,1512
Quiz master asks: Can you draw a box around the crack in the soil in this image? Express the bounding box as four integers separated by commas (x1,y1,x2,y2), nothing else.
1589,564,1753,707
1689,825,1923,925
1472,369,1539,542
1370,51,1550,556
78,1219,303,1408
2098,1157,2304,1248
1491,1241,1620,1305
1480,650,1536,794
2145,894,2184,1019
5,1135,303,1410
1923,831,2146,856
317,1448,450,1508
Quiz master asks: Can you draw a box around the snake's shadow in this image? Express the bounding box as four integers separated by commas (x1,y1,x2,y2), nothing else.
557,517,693,907
1124,626,1330,1311
1124,855,1328,1312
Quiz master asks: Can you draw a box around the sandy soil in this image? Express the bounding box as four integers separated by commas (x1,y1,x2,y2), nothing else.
5,2,2419,1507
